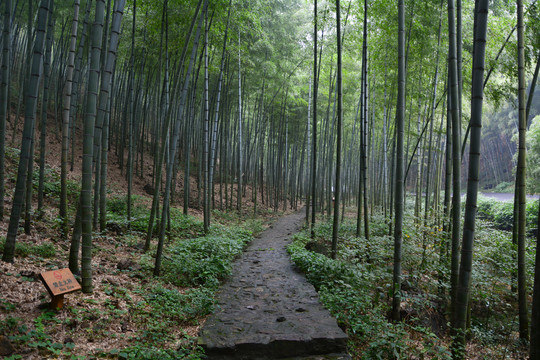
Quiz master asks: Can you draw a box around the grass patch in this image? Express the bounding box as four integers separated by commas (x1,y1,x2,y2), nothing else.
0,238,56,258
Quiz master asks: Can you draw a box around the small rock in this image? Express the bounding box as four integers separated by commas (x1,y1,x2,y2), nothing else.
107,222,123,235
143,184,154,195
131,242,145,250
105,277,119,287
117,259,135,270
246,305,256,310
37,302,50,310
276,317,286,322
0,336,15,356
19,270,38,280
121,320,128,332
66,319,78,330
80,321,90,329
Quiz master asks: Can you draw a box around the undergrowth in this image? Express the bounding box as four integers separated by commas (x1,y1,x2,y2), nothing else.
288,198,535,359
0,238,56,258
1,181,265,360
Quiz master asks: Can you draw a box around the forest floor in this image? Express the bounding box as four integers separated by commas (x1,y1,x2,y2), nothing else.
0,111,295,359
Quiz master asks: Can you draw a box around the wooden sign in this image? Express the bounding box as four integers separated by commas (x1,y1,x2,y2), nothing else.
39,268,81,310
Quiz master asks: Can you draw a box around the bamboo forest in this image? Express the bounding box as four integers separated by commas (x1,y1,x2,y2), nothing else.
1,0,540,358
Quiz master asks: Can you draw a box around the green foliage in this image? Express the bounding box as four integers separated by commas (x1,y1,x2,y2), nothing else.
127,282,213,358
0,239,56,258
104,345,203,360
287,224,451,359
526,199,539,230
287,232,359,290
104,347,181,360
0,315,20,336
493,181,514,193
476,195,539,232
31,165,80,200
4,146,79,207
525,117,540,193
3,310,78,358
167,208,205,238
107,195,154,233
143,286,214,325
290,201,536,358
160,224,254,288
131,215,258,357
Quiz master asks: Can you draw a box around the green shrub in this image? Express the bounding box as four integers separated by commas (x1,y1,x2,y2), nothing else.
0,239,56,258
476,196,539,233
168,208,205,238
526,199,539,230
32,243,56,258
105,347,182,360
159,223,254,288
492,201,514,230
493,181,513,193
29,165,80,201
145,286,214,324
162,236,242,288
288,224,451,359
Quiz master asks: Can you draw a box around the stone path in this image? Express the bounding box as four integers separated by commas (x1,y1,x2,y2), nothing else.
198,210,348,359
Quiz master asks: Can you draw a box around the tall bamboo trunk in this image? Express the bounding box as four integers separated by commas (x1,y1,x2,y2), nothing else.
448,0,462,325
361,0,369,241
37,0,55,219
126,0,136,228
531,199,540,358
237,30,243,215
60,0,80,240
0,0,12,220
310,0,318,237
2,0,50,263
452,0,489,356
515,0,529,341
80,0,105,293
203,9,210,233
392,0,405,322
96,0,126,231
331,0,343,259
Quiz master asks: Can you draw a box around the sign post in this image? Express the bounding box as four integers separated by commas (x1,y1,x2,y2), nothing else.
39,269,81,310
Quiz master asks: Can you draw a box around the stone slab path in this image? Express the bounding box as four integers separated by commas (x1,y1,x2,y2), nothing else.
198,210,348,359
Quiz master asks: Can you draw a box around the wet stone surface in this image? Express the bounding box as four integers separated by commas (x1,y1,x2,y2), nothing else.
199,210,348,359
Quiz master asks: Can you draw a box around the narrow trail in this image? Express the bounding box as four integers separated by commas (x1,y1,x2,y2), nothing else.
198,210,348,359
